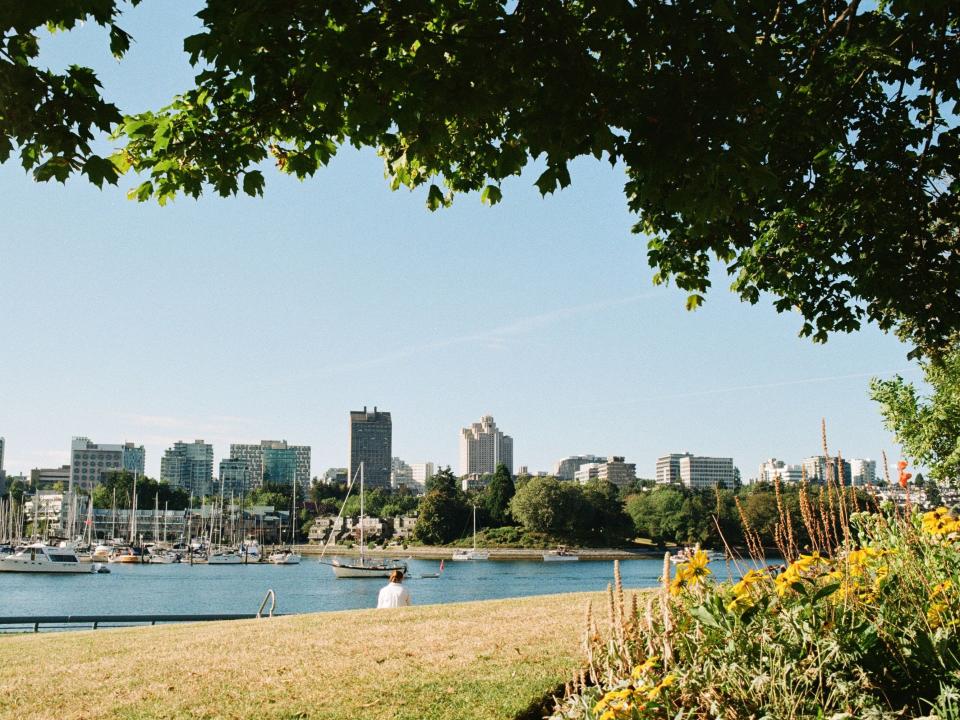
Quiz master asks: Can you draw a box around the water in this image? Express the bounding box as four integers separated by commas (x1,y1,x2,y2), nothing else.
0,556,759,617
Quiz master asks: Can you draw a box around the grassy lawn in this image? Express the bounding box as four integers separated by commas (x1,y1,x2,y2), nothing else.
0,591,605,720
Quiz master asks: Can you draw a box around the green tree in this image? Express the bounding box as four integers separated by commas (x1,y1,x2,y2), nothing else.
871,349,960,482
413,468,470,545
509,476,577,537
3,3,958,355
576,479,634,545
483,463,515,527
926,478,943,508
425,466,458,494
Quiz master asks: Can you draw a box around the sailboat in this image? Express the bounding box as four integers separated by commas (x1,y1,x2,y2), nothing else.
324,463,406,578
269,477,302,565
452,504,489,561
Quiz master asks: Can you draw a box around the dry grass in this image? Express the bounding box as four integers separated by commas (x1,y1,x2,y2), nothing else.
0,592,603,720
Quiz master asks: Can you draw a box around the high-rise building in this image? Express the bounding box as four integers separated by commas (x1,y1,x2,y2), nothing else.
554,455,606,481
69,437,145,492
410,462,434,489
655,453,692,484
757,458,804,484
850,458,877,486
160,440,214,496
459,415,513,477
349,407,392,489
802,456,852,485
218,458,254,496
228,440,311,491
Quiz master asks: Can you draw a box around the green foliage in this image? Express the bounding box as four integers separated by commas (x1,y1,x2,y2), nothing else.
246,481,292,510
413,468,471,545
871,348,960,482
483,463,515,527
91,471,190,511
424,466,458,494
510,476,634,545
510,476,579,537
3,3,959,355
4,478,26,505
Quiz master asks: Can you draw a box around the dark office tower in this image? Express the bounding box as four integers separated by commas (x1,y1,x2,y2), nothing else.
349,407,392,490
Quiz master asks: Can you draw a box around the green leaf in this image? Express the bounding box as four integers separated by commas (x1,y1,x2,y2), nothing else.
426,183,444,211
812,582,840,603
242,170,265,197
689,603,722,630
480,185,502,206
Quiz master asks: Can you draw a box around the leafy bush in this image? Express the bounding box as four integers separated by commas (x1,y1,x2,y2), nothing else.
551,481,960,719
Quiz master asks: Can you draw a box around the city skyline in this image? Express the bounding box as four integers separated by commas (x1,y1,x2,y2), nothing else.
0,2,921,488
0,419,914,486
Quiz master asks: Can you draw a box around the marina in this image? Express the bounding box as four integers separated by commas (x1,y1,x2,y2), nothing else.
0,555,750,620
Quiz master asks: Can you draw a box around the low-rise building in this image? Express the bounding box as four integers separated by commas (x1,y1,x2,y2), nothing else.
29,465,71,490
679,455,735,490
655,453,691,484
574,456,637,488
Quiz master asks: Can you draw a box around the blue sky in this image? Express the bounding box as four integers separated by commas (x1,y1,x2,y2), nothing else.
0,3,922,480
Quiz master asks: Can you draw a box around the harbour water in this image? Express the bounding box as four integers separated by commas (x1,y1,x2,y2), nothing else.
0,556,761,617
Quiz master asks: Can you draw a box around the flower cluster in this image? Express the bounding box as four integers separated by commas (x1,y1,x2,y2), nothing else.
725,569,765,614
591,657,676,720
669,550,711,596
922,507,960,538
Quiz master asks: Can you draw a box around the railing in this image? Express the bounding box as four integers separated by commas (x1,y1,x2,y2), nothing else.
257,589,276,618
0,610,283,633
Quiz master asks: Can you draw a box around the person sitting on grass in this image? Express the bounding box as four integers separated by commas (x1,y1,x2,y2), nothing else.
376,569,411,608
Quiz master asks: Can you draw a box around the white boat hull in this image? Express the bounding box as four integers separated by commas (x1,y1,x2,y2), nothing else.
543,554,579,562
207,553,243,565
452,550,490,561
329,559,406,578
269,553,301,565
0,558,98,573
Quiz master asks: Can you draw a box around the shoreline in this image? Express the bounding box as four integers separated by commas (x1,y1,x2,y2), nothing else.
299,544,665,561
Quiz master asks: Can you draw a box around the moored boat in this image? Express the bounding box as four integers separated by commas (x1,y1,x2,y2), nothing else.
543,545,579,562
0,542,105,573
268,549,301,565
109,546,147,564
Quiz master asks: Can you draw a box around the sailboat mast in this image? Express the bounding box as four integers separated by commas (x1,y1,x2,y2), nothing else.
473,504,477,552
359,462,364,562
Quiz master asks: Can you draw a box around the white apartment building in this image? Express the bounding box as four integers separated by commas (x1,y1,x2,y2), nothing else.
391,457,413,489
574,456,637,488
656,453,691,484
678,455,735,490
850,458,877,486
459,415,513,476
553,455,606,481
757,458,804,484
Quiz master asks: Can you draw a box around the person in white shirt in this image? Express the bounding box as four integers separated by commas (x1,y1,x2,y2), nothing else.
377,569,412,608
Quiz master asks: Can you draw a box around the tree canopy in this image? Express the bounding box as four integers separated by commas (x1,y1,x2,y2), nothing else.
871,348,960,482
2,2,958,354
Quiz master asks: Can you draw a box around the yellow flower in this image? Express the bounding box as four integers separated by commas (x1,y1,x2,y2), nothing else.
731,569,764,596
631,656,659,679
686,550,712,578
726,592,755,615
645,674,677,701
